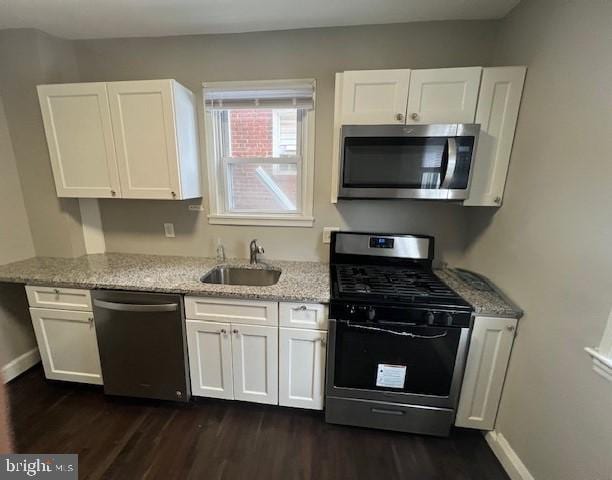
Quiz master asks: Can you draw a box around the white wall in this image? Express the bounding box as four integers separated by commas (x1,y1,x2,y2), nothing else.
463,0,612,479
0,95,37,374
0,29,86,258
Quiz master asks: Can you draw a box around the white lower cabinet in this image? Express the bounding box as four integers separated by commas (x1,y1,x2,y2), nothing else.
29,307,103,385
279,328,327,410
186,314,279,405
455,316,518,430
185,298,329,409
231,324,278,405
186,320,234,400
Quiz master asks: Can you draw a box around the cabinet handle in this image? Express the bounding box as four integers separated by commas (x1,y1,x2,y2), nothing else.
506,325,516,332
297,305,308,311
88,317,94,328
220,329,227,334
410,112,419,121
494,196,502,204
320,338,327,347
110,190,116,197
395,113,404,121
171,191,177,199
371,407,405,416
232,329,240,335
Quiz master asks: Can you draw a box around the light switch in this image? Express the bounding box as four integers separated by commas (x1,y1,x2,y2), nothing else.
164,223,175,238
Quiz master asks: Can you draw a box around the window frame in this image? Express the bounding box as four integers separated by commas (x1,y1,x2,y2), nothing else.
203,80,315,227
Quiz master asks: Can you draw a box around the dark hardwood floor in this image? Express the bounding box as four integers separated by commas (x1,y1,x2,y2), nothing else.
7,366,508,480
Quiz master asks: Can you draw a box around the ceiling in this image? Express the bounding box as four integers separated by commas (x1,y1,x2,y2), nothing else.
0,0,520,40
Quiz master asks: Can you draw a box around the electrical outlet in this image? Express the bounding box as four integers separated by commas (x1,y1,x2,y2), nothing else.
323,227,340,244
164,223,175,238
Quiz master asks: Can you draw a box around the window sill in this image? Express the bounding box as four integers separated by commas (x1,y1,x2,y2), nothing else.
208,214,314,227
585,347,612,383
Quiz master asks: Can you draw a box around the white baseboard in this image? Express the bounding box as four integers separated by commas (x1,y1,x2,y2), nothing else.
485,431,535,480
1,348,40,383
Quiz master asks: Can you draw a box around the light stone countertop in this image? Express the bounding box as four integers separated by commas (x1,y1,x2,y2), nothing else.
0,253,330,303
0,253,521,316
435,267,523,319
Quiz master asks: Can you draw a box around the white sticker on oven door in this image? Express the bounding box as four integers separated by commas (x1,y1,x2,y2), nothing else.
376,364,406,389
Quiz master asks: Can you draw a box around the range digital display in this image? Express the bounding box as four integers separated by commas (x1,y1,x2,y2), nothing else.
369,237,394,249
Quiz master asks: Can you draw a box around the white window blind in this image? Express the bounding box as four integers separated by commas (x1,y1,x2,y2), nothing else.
203,79,315,110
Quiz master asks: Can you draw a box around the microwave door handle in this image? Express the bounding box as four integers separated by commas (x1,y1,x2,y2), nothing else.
441,138,457,189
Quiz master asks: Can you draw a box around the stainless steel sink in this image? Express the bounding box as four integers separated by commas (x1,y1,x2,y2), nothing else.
200,266,281,286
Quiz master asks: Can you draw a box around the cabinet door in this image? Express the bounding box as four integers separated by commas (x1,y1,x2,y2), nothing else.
186,320,233,399
29,307,103,385
464,66,527,207
455,316,517,430
231,324,278,405
279,328,326,410
340,70,411,125
406,67,482,124
107,80,182,199
37,83,121,198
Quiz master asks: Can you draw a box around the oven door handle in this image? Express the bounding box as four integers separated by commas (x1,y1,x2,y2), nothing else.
441,137,457,189
345,321,449,339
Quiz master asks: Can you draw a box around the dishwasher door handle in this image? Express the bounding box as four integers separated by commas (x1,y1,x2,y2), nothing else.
93,299,179,312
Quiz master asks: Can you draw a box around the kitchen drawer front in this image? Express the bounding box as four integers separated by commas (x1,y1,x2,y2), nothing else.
26,285,92,311
185,296,278,326
279,302,328,330
325,396,453,437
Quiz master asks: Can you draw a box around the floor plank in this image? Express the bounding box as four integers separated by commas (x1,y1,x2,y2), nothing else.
7,366,509,480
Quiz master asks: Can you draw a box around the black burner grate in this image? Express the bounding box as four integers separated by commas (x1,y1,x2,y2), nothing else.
336,265,458,301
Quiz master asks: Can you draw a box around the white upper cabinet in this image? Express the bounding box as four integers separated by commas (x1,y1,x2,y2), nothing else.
107,80,199,199
464,67,527,207
37,83,122,198
405,67,482,124
340,69,411,125
331,65,525,205
37,79,201,200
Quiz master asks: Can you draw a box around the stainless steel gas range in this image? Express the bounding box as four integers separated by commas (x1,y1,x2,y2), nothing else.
325,232,474,437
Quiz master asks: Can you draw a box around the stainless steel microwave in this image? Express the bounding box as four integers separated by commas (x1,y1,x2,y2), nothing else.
338,124,479,200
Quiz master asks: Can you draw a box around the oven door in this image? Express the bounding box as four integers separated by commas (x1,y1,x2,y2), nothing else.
326,319,470,409
338,124,478,200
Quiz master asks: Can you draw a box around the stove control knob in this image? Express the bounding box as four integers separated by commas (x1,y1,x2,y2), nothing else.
445,313,454,326
368,307,376,321
425,311,435,324
349,305,356,315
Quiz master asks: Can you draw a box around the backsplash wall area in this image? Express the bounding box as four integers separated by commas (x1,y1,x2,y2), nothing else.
74,21,500,263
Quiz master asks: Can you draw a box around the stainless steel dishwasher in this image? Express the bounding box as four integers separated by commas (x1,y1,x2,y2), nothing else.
92,290,190,402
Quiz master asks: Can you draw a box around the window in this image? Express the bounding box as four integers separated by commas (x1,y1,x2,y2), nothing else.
203,80,315,226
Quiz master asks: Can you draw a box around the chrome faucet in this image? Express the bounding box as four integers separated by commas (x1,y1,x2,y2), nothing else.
249,239,265,264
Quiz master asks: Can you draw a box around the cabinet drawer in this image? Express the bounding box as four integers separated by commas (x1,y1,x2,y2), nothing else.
279,302,328,330
185,296,278,326
26,286,92,311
